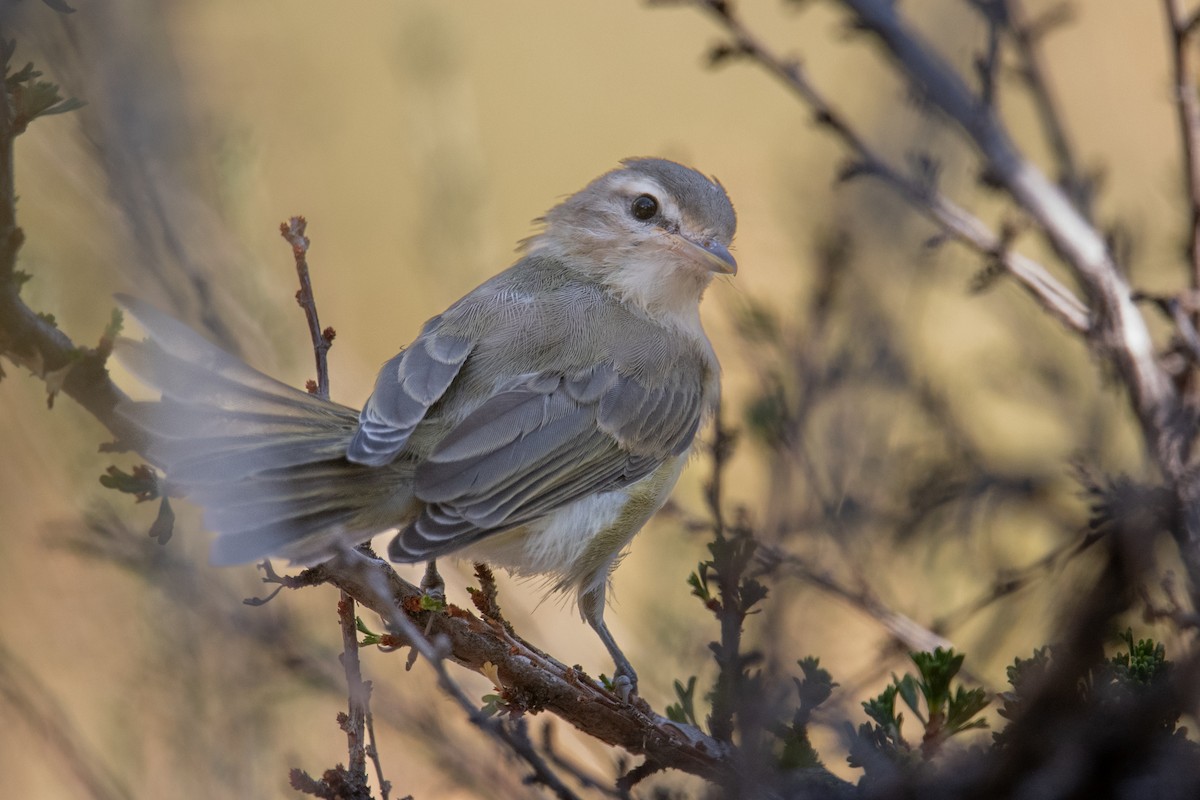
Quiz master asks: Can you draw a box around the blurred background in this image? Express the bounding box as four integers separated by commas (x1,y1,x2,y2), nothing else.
0,0,1188,797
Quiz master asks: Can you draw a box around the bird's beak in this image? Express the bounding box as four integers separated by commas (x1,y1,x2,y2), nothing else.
678,234,738,276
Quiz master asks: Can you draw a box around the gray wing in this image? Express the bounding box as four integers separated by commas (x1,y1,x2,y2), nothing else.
347,315,474,466
392,362,703,559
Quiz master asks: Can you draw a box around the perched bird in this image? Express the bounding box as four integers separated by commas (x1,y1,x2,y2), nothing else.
116,157,737,692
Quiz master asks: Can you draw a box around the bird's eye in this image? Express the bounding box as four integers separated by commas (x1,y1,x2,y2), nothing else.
630,194,658,221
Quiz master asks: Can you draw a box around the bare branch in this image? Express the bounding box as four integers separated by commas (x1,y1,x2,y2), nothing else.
347,552,587,800
1000,0,1093,216
335,592,373,796
281,216,333,400
832,0,1195,580
540,724,632,800
1164,0,1200,302
0,53,142,449
304,552,736,785
687,0,1090,334
278,218,380,798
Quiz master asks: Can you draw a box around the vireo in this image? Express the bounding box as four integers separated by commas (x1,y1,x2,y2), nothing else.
117,157,738,693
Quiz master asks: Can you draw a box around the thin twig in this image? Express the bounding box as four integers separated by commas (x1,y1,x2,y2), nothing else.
973,0,1003,111
1165,0,1200,308
686,0,1090,334
361,695,391,800
0,41,17,250
336,594,371,787
930,526,1101,634
1001,0,1092,216
281,222,377,796
704,408,743,744
281,216,333,399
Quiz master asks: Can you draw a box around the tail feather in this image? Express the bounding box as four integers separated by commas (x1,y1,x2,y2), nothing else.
121,399,346,438
208,509,362,566
115,296,411,565
120,336,338,417
158,435,354,485
115,294,338,413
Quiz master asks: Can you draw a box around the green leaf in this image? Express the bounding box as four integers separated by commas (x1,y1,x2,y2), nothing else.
480,694,505,718
38,96,84,116
419,594,446,612
896,673,923,722
910,647,965,715
687,563,712,602
6,59,86,134
665,675,699,727
794,656,837,722
945,685,991,735
777,721,824,770
862,683,901,731
740,577,769,612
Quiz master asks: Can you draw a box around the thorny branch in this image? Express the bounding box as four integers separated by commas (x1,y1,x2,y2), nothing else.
309,551,734,790
345,553,585,800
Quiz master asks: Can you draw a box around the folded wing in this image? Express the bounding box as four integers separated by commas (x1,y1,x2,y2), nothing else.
347,314,474,466
391,363,703,560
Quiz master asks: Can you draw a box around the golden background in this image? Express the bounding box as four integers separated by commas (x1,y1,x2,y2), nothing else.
0,1,1184,797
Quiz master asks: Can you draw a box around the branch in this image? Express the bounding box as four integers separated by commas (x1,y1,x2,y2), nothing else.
280,222,384,800
1165,0,1200,303
355,563,584,800
685,0,1090,335
303,553,736,785
0,52,141,449
832,0,1195,577
703,409,743,743
998,0,1093,216
281,216,334,400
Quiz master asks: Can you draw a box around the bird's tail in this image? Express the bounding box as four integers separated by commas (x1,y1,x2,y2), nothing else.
114,295,408,565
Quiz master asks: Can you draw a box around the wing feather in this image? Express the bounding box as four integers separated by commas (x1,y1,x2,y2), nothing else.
347,315,473,466
392,363,704,560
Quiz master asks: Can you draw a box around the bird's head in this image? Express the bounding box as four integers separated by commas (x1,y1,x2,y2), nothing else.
526,157,737,326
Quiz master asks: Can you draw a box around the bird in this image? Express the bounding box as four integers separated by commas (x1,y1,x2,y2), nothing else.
115,157,737,694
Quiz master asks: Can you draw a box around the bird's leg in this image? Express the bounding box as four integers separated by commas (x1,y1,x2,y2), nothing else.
420,559,445,601
580,587,637,701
